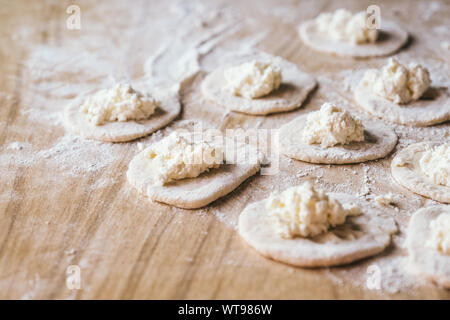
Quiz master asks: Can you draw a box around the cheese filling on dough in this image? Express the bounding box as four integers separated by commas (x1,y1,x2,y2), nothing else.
427,213,450,255
302,103,365,148
81,83,159,125
266,182,360,238
224,60,282,99
146,131,223,186
358,58,431,104
419,143,450,187
315,9,378,44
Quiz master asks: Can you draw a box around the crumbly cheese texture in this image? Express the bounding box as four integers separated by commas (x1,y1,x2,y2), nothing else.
427,213,450,255
81,83,159,125
302,103,365,148
146,131,223,186
419,143,450,187
375,193,397,206
224,60,282,99
359,58,431,104
392,153,407,167
266,182,360,238
316,9,378,44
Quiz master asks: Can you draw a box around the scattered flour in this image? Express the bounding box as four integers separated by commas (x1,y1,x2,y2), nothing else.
6,142,29,151
213,210,238,230
35,135,121,176
419,1,444,21
374,193,399,207
1,0,448,298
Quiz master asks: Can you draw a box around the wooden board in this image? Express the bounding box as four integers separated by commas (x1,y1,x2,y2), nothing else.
0,0,449,299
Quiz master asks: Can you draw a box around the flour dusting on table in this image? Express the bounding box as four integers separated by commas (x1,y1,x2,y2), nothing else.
1,0,449,298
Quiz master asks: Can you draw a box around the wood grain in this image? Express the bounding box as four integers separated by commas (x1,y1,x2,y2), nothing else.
0,0,449,299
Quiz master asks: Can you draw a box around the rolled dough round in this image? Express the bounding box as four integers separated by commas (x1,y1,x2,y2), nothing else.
354,86,450,127
201,52,316,115
279,114,398,164
64,88,181,142
391,142,450,203
127,127,263,209
406,206,450,289
298,20,408,58
238,193,397,267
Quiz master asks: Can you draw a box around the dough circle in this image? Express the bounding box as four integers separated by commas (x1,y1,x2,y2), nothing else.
406,206,450,289
238,193,397,267
127,127,263,209
201,53,316,115
279,114,398,164
354,86,450,127
298,20,408,58
64,89,181,142
391,142,450,203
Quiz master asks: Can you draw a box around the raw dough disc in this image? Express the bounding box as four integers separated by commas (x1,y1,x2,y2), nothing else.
298,20,408,58
238,193,397,267
354,86,450,127
279,114,398,164
391,142,450,203
201,52,316,115
127,128,263,209
406,206,450,289
64,88,181,142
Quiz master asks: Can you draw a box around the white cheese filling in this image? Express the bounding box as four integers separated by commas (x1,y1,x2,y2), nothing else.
427,213,450,255
81,83,159,126
419,143,450,187
224,60,282,99
358,58,431,104
145,131,223,186
302,103,365,148
266,182,360,238
315,9,378,44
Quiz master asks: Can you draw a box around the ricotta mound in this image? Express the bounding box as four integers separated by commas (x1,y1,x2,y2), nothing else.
375,193,398,206
427,213,450,255
145,131,224,186
358,58,431,104
419,143,450,187
81,83,159,125
224,60,282,99
266,182,360,238
316,9,378,44
302,103,365,148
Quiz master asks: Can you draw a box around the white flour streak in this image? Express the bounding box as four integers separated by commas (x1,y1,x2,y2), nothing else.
213,210,237,230
36,135,120,176
6,142,30,151
4,0,449,297
419,1,443,21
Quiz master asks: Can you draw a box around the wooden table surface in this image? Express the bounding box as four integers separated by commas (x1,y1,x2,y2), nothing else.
0,0,449,299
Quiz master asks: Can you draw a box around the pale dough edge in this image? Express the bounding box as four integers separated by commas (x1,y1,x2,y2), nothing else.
391,142,450,204
201,53,317,115
238,194,397,267
298,20,409,58
279,114,398,164
354,87,450,127
126,135,263,209
406,206,450,289
63,91,181,142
